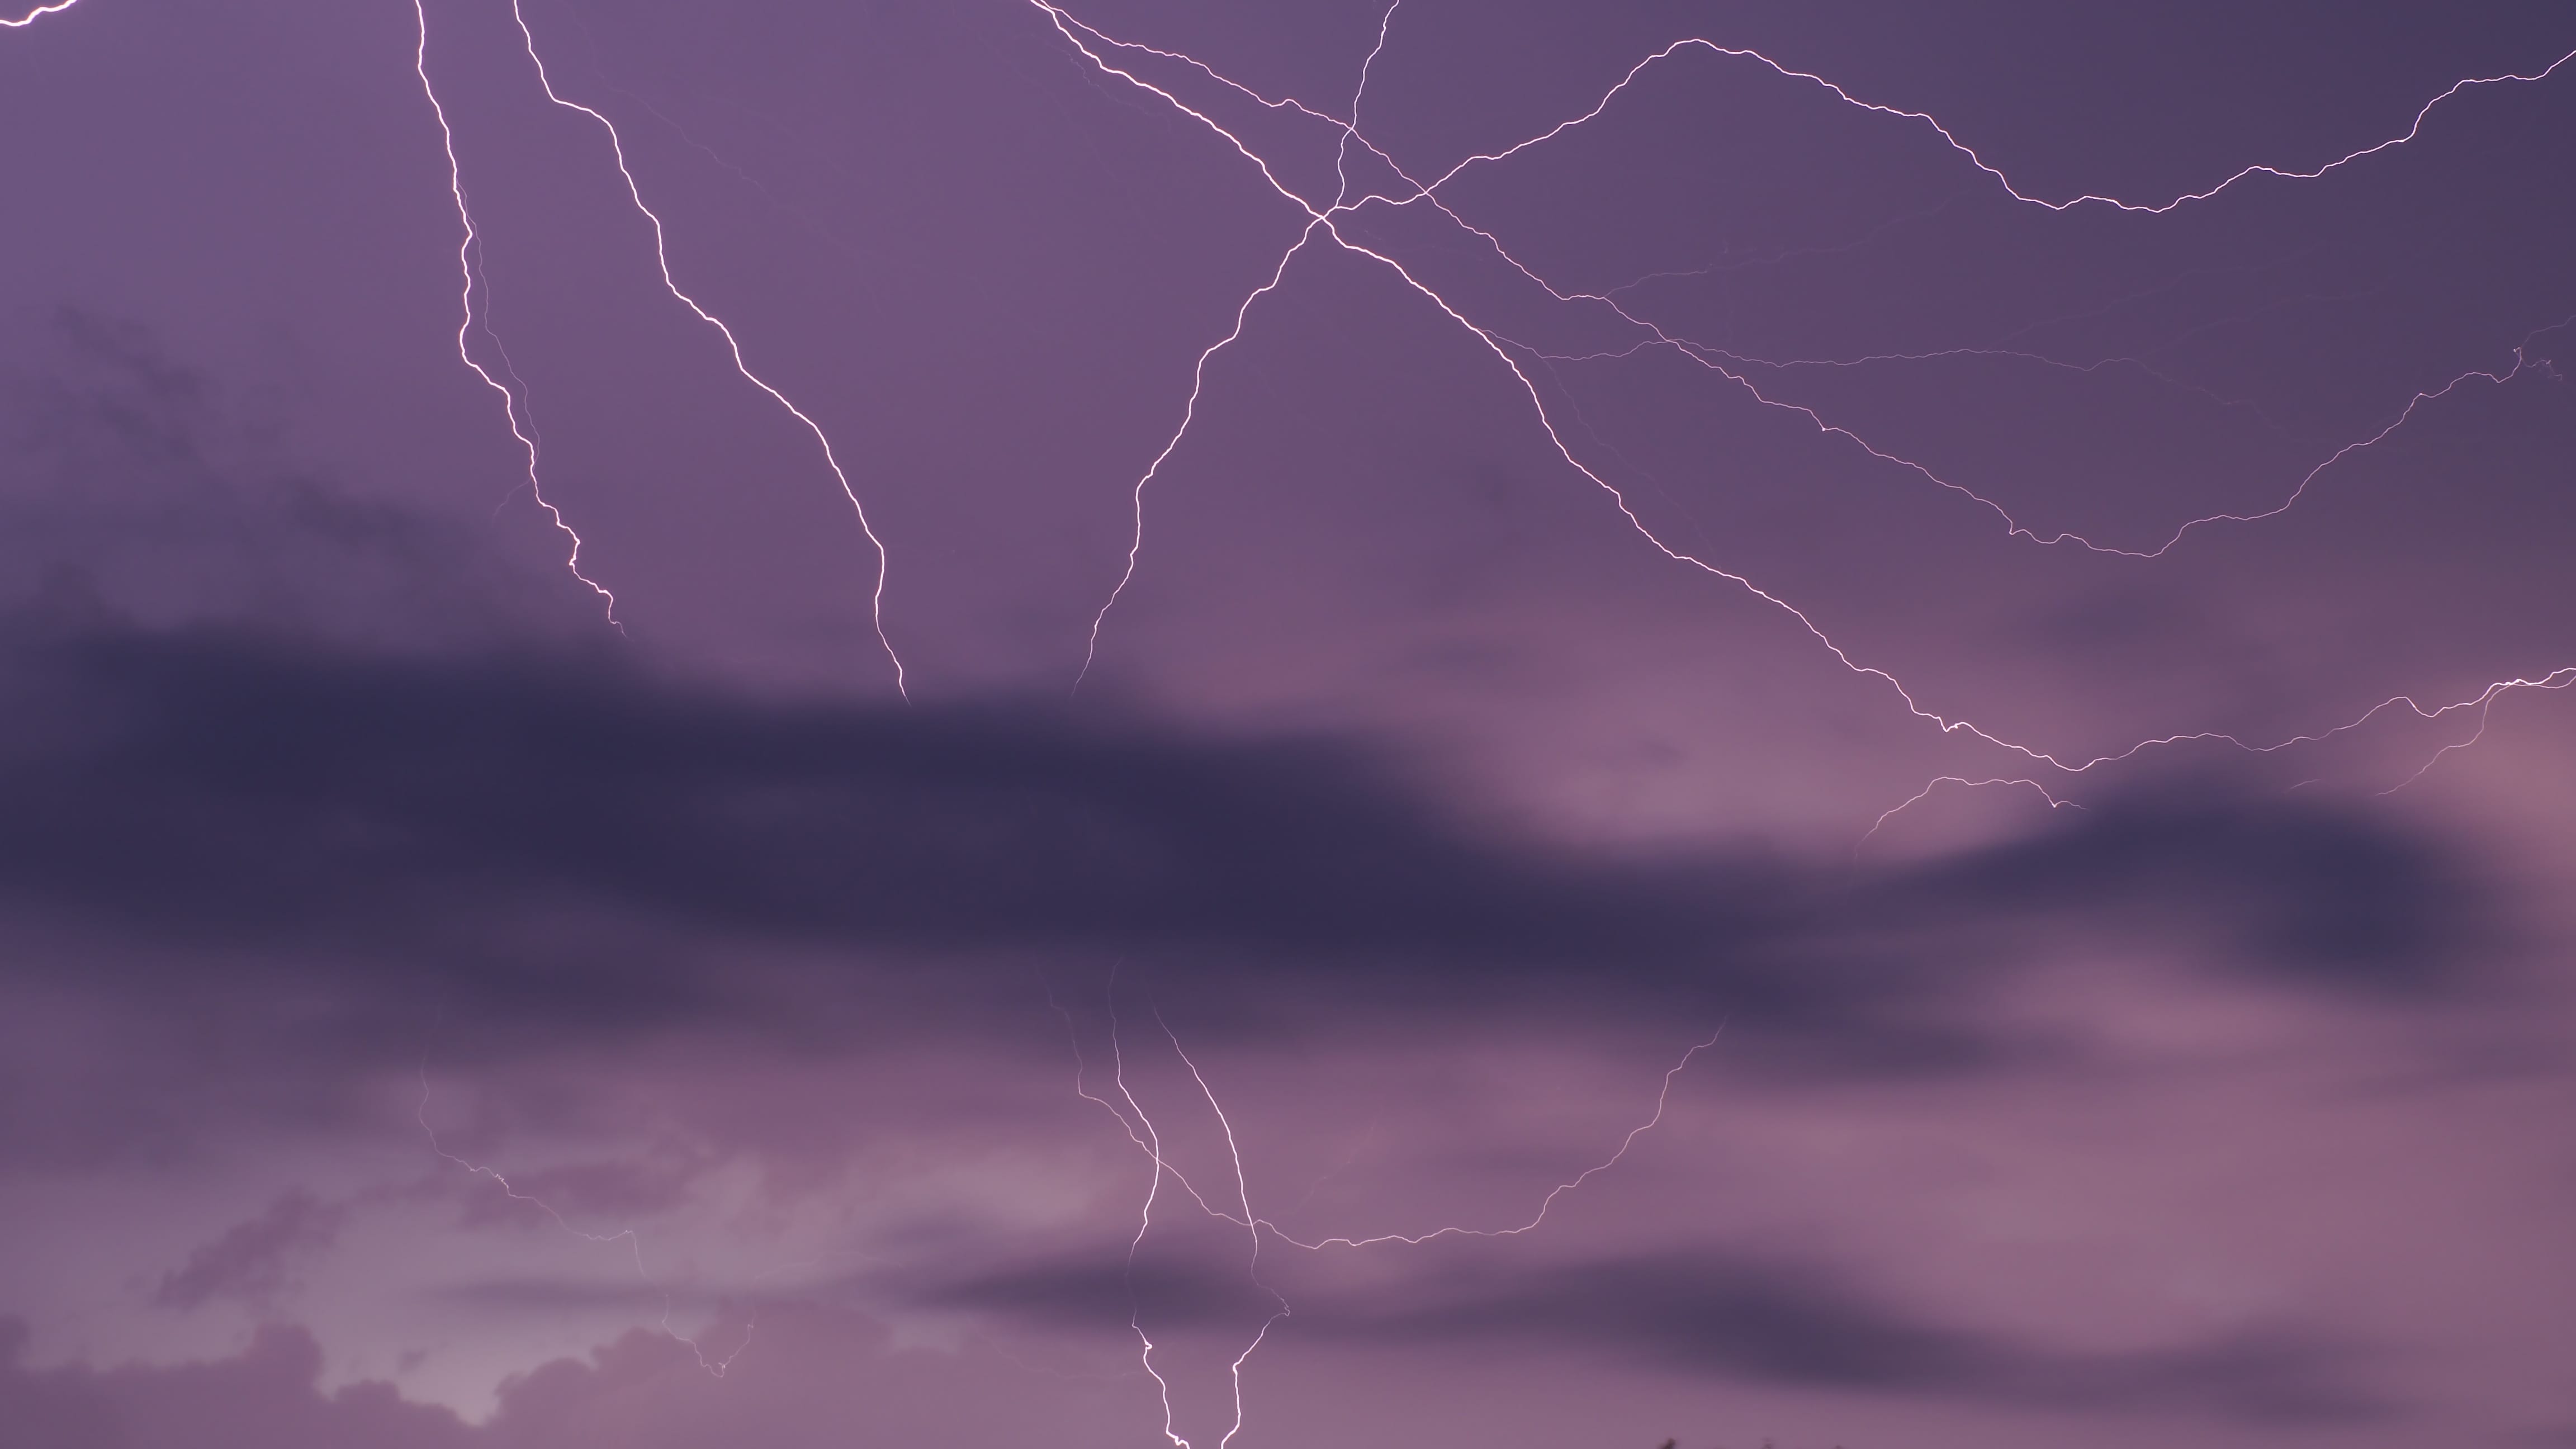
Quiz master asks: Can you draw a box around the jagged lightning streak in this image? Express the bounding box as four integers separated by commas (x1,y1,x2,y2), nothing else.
1089,991,1290,1449
415,1070,750,1376
1040,9,2283,578
1352,110,2570,565
439,0,910,695
1322,33,2576,566
1858,776,2081,855
1155,1011,1289,1449
1105,1039,1186,1440
1062,994,1716,1443
1519,304,2575,560
2376,667,2576,794
0,0,79,27
1037,3,2576,797
1071,1011,1726,1253
1420,37,2576,215
1045,8,2559,566
1258,1027,1724,1252
1031,8,2050,763
413,0,619,624
1076,222,1320,689
1330,1,1399,210
1096,998,1185,1447
415,15,2560,1438
1072,2,1401,693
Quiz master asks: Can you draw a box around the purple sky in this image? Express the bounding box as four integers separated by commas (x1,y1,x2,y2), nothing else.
3,2,2574,1446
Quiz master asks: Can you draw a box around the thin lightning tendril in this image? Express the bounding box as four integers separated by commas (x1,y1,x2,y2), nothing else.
1031,11,2568,572
22,2,2570,1424
1525,314,2576,560
1156,1011,1288,1449
497,0,907,697
408,0,908,694
1033,3,2575,803
1100,990,1189,1447
1076,224,1320,689
1859,776,2083,855
1060,988,1723,1445
1418,37,2576,215
1070,1011,1727,1252
415,1070,750,1377
413,1,619,625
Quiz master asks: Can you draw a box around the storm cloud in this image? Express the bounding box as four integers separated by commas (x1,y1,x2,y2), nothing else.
0,619,2486,1050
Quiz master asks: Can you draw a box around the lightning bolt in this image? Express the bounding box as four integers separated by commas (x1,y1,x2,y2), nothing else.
1062,982,1724,1443
415,1068,751,1377
1858,776,2083,856
410,0,908,695
412,0,619,626
1519,306,2576,561
495,0,906,695
0,0,79,27
1030,12,2568,572
1079,989,1289,1449
1417,36,2576,215
1077,224,1321,689
1031,2,2575,811
20,3,2568,1429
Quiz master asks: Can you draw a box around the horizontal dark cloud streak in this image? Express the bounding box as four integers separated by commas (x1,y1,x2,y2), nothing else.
924,1248,2384,1422
0,620,2484,1056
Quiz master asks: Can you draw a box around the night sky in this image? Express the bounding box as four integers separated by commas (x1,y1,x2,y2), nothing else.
3,2,2574,1446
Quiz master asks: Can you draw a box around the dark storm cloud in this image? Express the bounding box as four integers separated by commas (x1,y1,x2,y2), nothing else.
0,621,2484,1045
1898,794,2478,996
925,1257,1286,1328
1365,1255,2381,1422
918,1249,2384,1422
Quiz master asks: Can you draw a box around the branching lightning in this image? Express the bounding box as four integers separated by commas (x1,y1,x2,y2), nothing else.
1522,313,2576,561
1061,983,1725,1444
1416,36,2576,215
1078,989,1290,1449
1029,1,2576,817
1859,776,2082,855
17,2,2570,1431
495,0,908,695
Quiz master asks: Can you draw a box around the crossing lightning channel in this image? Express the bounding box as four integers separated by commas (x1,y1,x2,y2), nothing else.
1034,0,2576,813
